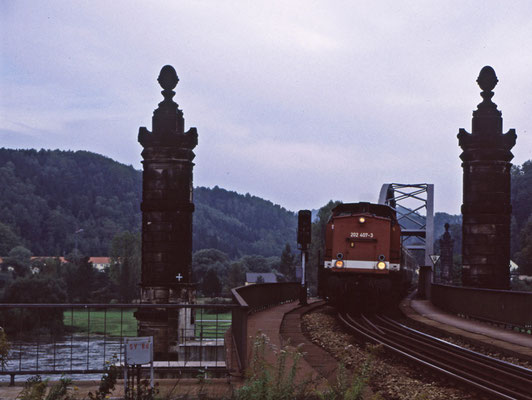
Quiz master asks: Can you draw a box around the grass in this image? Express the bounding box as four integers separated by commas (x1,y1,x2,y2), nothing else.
63,309,232,338
194,311,232,339
63,309,137,337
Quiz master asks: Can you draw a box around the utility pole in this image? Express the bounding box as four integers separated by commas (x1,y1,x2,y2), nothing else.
297,210,311,305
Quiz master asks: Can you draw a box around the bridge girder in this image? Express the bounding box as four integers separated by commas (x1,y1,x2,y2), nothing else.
378,183,434,267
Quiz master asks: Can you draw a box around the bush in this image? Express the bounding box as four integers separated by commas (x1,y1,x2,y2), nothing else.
18,376,73,400
234,333,313,400
0,277,67,336
234,333,374,400
0,328,10,369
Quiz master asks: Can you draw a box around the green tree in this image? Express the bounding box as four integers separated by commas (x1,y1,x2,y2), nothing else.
279,243,296,281
0,276,68,334
192,249,231,293
0,222,22,256
31,257,63,277
238,255,278,273
109,231,141,302
2,245,32,278
201,268,222,297
226,261,246,291
511,160,532,263
515,216,532,275
62,253,112,303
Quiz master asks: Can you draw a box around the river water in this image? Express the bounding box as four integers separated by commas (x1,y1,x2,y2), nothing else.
1,334,125,382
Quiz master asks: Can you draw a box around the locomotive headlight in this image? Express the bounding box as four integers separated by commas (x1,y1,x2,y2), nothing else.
358,217,366,224
377,261,386,270
335,260,344,268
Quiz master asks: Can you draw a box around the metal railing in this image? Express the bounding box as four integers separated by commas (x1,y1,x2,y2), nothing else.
0,303,234,384
431,284,532,332
231,282,300,372
0,283,301,383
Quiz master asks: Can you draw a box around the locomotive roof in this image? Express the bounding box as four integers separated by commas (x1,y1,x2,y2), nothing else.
331,202,396,219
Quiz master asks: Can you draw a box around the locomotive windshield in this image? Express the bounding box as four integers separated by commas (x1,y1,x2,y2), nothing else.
331,202,396,220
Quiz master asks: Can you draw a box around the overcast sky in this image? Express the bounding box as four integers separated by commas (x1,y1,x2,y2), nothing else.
1,1,531,214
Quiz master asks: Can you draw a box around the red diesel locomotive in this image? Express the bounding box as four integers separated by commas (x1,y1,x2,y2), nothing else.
318,202,416,311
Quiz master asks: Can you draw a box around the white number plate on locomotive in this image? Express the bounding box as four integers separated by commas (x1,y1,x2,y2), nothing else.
350,232,374,238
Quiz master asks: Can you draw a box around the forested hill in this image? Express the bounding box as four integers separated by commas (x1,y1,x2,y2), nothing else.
0,148,297,257
194,186,297,257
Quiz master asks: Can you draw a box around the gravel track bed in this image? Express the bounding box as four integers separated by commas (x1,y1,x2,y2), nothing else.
302,306,482,400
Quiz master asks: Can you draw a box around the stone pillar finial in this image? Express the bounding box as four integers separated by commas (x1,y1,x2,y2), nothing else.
157,65,179,106
477,66,498,104
457,67,517,289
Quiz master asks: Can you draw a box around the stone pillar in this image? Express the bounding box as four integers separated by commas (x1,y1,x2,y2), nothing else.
457,66,516,289
439,223,454,283
135,65,198,360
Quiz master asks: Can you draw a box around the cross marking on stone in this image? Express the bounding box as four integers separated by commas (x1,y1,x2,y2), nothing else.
176,273,183,282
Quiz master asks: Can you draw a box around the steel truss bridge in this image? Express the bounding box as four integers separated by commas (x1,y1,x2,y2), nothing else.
378,183,434,266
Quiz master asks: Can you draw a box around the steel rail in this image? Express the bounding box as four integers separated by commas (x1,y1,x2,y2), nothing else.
365,316,532,395
339,312,532,400
345,313,526,399
376,315,532,381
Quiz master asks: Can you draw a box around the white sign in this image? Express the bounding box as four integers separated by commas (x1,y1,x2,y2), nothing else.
125,337,153,365
429,255,440,265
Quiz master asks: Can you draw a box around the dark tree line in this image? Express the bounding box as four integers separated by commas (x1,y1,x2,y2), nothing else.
432,160,532,276
0,239,299,308
1,148,529,302
0,148,297,258
191,245,298,298
0,149,141,256
193,186,297,257
511,161,532,275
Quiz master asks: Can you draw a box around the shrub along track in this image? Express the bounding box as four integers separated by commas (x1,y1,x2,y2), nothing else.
338,312,532,400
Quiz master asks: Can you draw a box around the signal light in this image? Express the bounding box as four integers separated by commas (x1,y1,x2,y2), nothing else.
297,210,312,248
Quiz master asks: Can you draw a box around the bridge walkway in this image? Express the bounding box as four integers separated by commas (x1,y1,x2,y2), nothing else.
243,299,335,390
403,297,532,362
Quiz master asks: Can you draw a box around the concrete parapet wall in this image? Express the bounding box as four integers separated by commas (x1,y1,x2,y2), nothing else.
233,282,300,313
230,282,301,372
431,283,532,329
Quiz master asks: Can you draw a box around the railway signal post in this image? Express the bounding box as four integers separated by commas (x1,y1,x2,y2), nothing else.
297,210,312,305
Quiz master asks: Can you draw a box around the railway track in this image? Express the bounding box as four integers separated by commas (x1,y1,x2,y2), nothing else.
338,312,532,400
